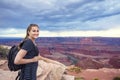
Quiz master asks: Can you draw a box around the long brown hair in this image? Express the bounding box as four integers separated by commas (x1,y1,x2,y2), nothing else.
19,24,39,48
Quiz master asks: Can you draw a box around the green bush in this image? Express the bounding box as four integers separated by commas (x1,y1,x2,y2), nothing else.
0,45,9,59
75,77,84,80
68,66,81,73
93,78,99,80
113,76,120,80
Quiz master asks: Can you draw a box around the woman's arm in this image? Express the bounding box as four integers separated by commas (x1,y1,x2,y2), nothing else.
14,49,38,65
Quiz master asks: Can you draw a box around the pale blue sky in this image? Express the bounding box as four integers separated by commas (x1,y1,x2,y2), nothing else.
0,0,120,37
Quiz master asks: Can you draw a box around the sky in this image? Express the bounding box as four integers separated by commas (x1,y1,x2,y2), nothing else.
0,0,120,37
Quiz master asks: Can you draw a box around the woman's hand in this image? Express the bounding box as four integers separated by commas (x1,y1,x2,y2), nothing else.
33,56,39,62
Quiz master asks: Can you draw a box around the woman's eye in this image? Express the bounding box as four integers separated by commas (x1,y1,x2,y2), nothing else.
33,30,36,32
37,30,39,32
32,30,39,32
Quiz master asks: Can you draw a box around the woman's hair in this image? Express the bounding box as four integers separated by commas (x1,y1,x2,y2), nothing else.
19,24,39,48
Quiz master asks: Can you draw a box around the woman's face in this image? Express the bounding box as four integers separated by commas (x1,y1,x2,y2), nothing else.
28,26,39,39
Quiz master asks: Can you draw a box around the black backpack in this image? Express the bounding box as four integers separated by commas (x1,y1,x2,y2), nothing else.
7,42,24,71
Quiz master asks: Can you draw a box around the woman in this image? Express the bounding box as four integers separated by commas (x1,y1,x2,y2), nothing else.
14,24,74,80
14,24,40,80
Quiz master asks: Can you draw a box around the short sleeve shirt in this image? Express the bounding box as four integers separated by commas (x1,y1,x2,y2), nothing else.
20,39,39,80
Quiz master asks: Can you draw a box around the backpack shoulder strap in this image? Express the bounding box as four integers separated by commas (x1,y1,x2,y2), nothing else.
15,71,21,80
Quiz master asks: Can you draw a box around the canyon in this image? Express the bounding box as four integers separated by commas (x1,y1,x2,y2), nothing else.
0,37,120,80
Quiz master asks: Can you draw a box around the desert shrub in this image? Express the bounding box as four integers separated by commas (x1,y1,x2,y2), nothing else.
68,66,81,73
0,45,9,59
93,78,99,80
75,77,84,80
113,76,120,80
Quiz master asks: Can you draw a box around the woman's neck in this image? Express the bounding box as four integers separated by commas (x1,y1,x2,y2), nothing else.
28,37,35,43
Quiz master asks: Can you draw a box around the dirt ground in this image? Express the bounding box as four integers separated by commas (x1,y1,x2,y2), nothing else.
0,60,120,80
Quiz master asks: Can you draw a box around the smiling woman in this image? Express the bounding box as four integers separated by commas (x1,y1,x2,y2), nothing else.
14,24,40,80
